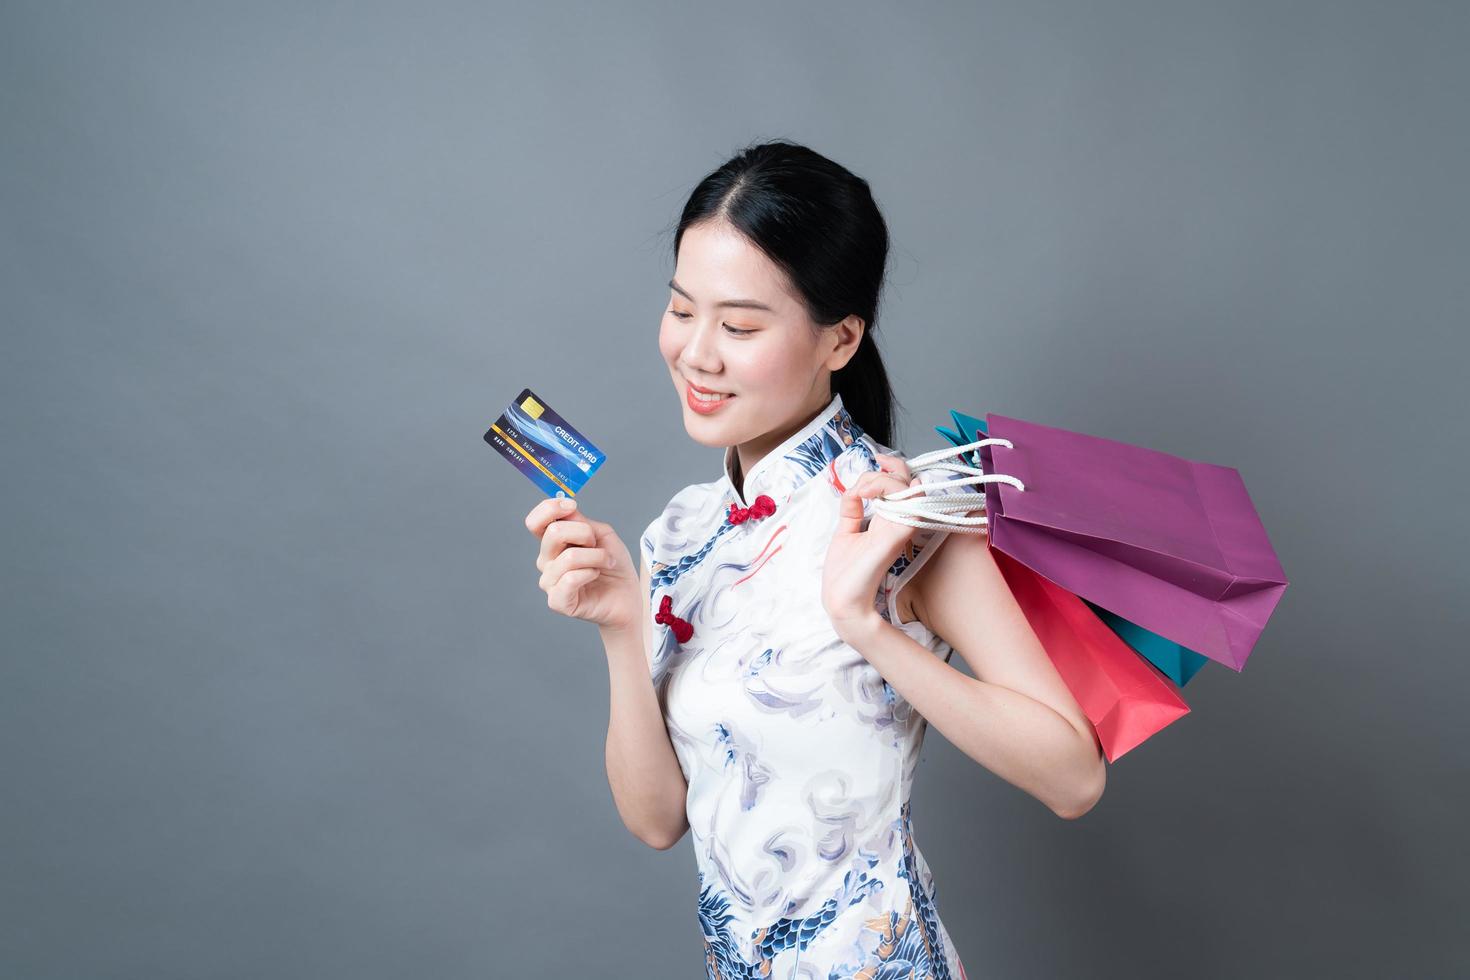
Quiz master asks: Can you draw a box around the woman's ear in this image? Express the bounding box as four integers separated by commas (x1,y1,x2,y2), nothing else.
825,315,866,371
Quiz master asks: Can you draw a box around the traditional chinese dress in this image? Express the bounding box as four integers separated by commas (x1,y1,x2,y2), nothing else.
640,393,968,979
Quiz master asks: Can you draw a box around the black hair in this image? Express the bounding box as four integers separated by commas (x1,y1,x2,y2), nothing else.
671,138,900,447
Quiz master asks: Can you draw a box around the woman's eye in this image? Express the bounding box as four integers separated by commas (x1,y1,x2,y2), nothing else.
667,309,754,336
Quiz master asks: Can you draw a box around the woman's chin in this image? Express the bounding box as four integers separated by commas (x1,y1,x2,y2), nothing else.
683,421,732,449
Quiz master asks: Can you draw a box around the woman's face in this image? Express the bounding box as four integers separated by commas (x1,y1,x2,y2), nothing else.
659,219,862,461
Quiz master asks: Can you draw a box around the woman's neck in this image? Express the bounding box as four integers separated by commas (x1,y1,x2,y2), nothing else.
729,391,832,497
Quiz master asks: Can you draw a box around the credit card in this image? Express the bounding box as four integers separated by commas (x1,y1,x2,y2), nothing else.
483,388,606,498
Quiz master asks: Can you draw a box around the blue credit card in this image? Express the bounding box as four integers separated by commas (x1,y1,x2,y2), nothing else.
483,388,606,498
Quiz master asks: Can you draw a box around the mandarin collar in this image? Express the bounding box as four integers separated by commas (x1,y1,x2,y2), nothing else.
720,393,865,508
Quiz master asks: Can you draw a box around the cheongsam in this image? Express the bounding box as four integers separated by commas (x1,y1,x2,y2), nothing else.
639,392,969,979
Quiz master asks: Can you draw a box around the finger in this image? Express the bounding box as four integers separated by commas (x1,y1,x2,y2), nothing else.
541,545,612,590
849,471,895,494
526,495,582,536
537,519,596,572
547,566,600,613
874,453,912,480
536,518,597,571
852,473,910,499
869,477,924,522
872,474,923,499
835,482,867,535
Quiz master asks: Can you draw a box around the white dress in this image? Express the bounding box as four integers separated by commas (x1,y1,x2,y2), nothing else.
640,393,969,980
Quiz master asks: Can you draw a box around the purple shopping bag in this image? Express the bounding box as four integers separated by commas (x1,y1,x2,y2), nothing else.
948,411,1288,672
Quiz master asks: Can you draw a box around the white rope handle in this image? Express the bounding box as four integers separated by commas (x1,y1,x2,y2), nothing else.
869,437,1025,534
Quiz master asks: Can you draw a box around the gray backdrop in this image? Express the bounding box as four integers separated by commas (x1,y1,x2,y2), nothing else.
3,2,1465,977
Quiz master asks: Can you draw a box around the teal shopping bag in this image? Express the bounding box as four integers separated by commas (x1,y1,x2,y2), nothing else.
1082,599,1209,687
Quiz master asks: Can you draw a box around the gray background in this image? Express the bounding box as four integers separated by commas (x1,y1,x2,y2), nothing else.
3,1,1466,977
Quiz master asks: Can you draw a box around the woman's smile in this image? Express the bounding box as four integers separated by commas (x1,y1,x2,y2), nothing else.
686,379,736,414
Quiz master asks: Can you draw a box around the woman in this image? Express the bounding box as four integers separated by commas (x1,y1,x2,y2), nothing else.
525,140,1106,979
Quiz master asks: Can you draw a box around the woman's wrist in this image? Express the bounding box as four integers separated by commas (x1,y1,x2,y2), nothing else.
594,588,644,640
828,608,889,648
598,616,640,643
599,620,645,666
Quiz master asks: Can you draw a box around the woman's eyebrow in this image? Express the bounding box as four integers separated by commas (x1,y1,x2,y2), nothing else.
669,278,775,312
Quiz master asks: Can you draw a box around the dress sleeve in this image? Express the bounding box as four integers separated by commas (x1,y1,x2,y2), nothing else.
640,512,677,687
640,515,658,593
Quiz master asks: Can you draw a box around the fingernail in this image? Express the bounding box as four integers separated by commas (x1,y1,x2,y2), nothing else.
560,498,575,510
606,556,616,568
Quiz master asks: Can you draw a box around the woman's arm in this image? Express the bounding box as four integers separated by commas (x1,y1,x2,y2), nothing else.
840,531,1106,819
600,560,690,849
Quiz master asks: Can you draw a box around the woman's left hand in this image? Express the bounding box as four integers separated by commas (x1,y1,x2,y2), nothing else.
822,453,922,642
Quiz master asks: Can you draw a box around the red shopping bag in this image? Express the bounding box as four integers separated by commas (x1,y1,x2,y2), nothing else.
992,548,1190,762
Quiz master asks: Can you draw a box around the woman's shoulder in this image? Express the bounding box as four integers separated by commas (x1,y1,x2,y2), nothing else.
648,474,727,525
838,431,897,480
844,429,901,461
639,476,728,565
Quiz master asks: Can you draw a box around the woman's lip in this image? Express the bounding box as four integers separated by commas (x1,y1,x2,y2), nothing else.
686,382,735,414
687,380,732,395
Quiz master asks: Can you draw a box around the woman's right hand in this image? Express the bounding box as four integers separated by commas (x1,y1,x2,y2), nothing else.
525,496,641,634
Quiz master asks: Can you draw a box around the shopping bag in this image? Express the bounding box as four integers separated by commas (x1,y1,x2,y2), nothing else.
1083,599,1210,688
935,415,1212,687
936,409,1288,672
991,547,1190,762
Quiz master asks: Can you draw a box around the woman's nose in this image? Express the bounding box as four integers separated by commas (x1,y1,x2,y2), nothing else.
680,318,721,371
